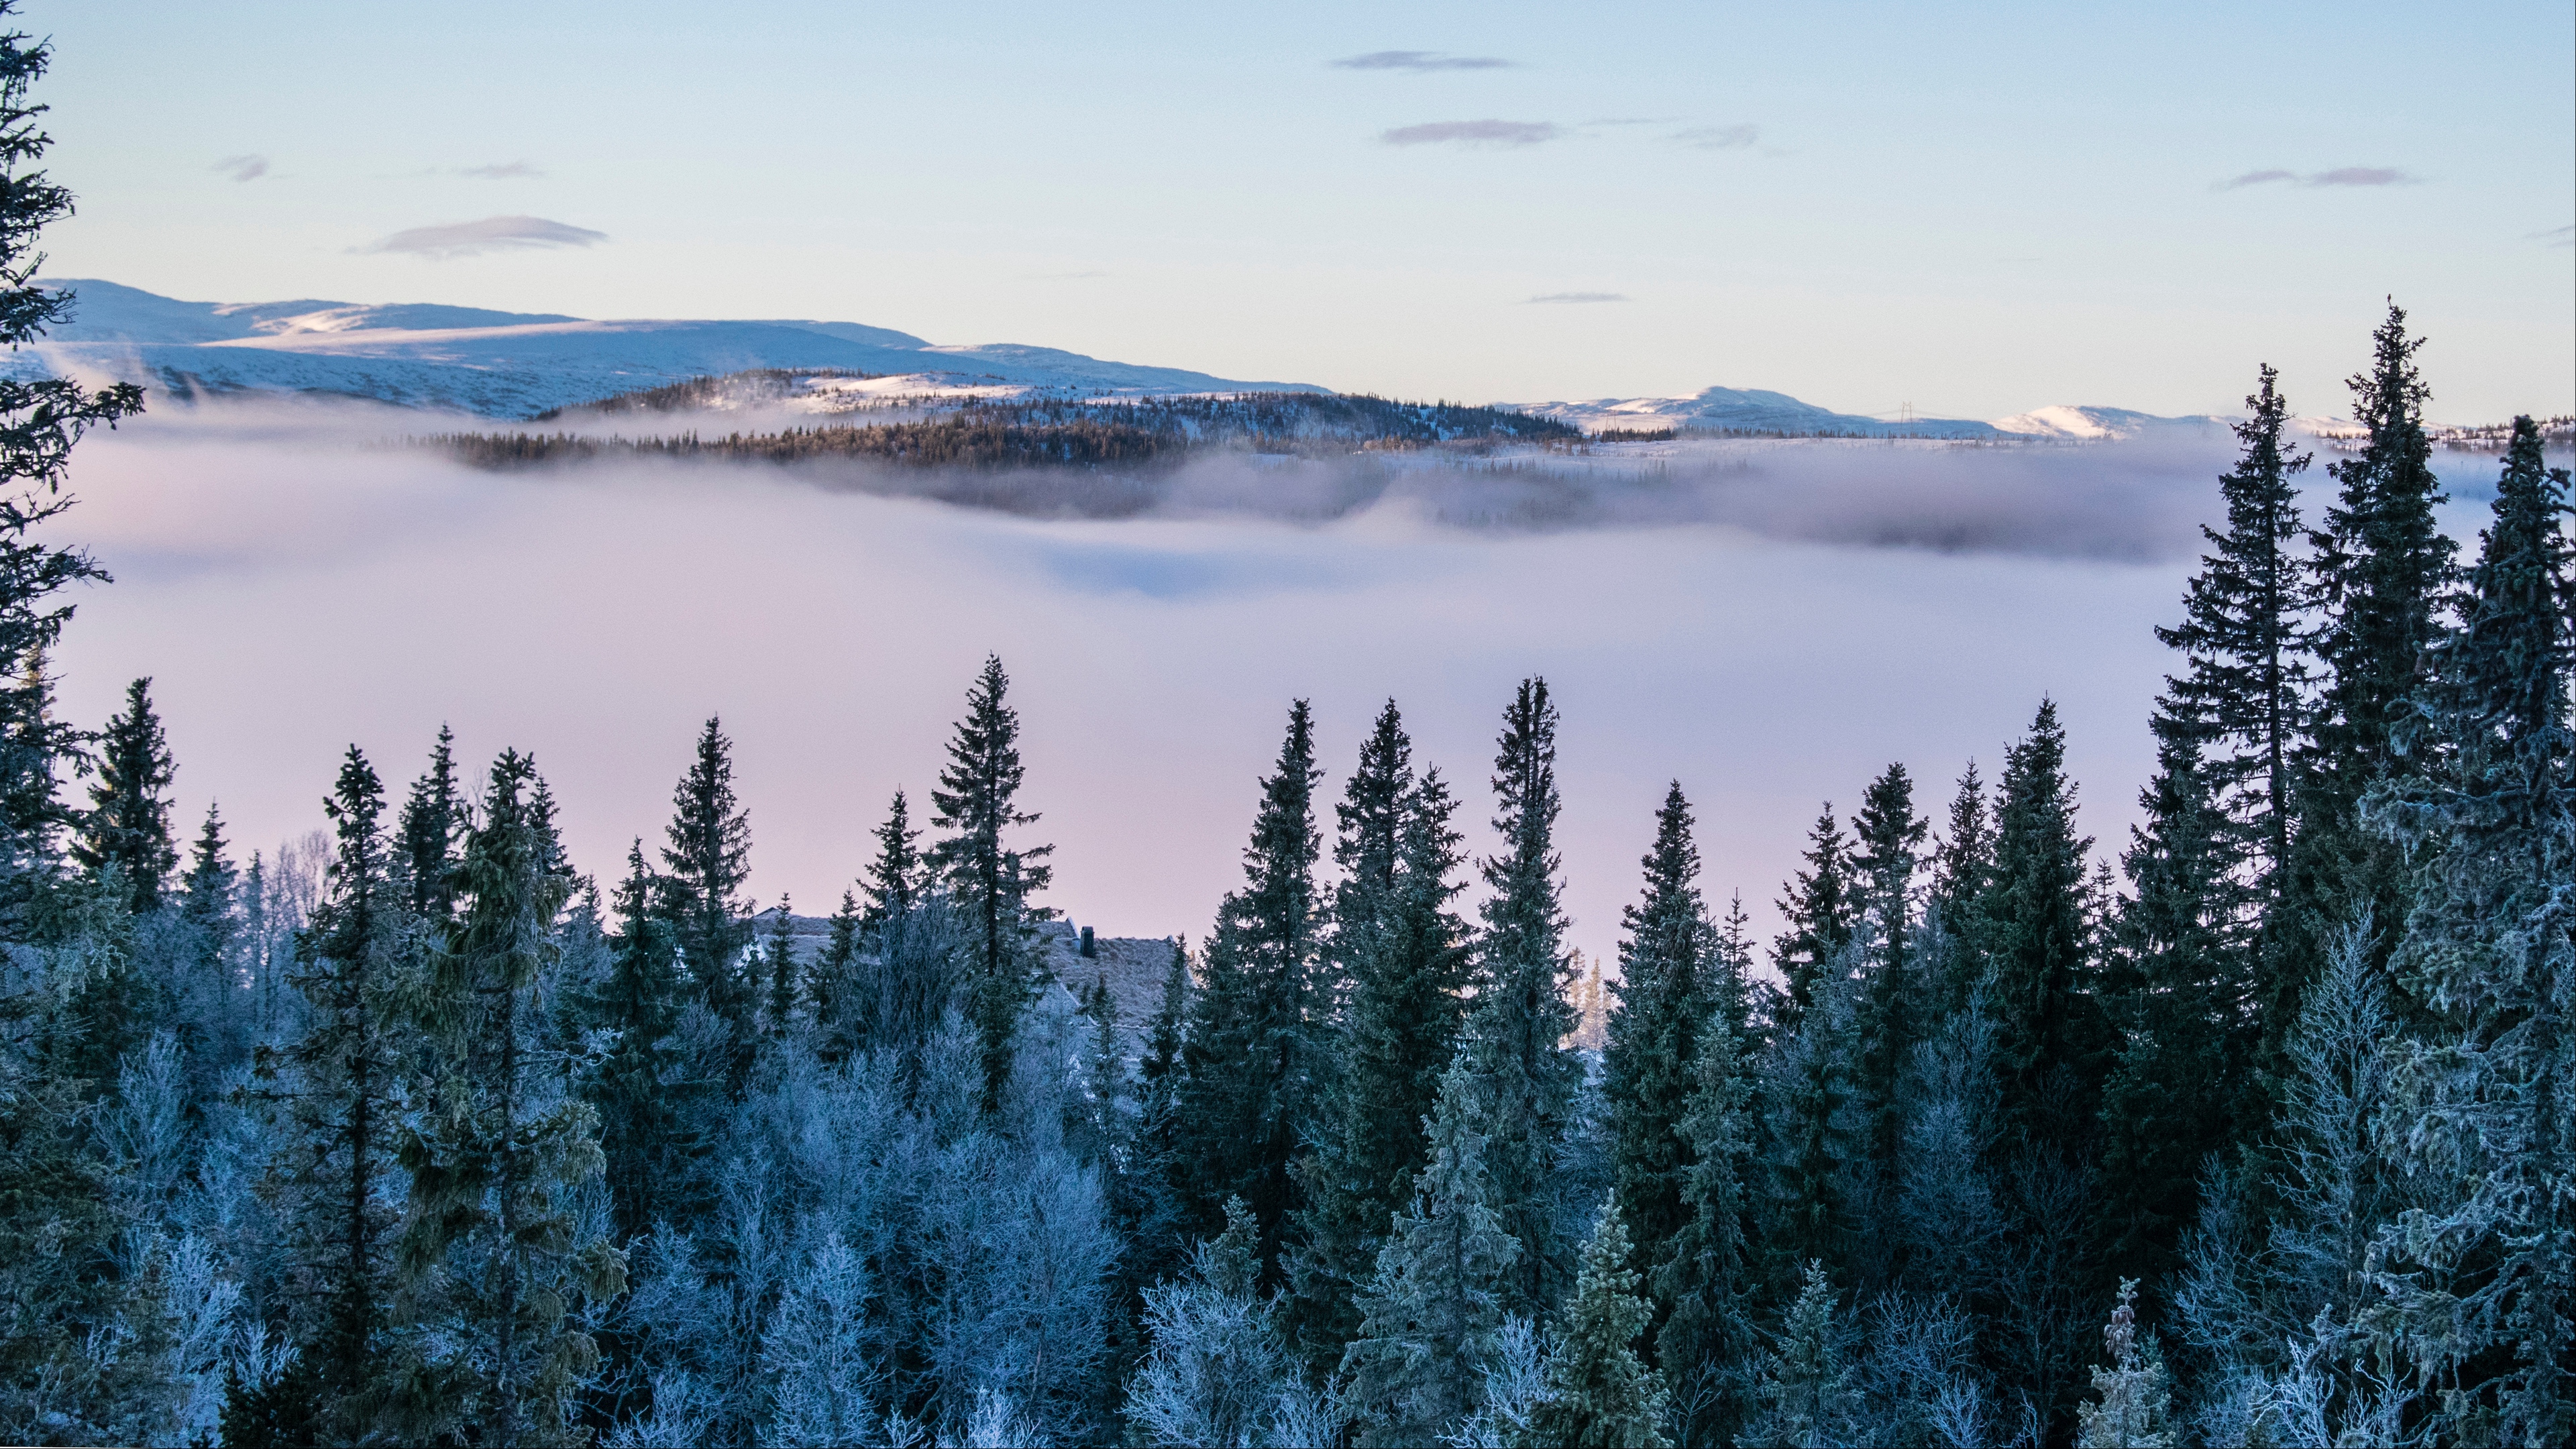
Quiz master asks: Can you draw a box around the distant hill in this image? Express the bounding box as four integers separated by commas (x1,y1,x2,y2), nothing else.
22,279,1326,419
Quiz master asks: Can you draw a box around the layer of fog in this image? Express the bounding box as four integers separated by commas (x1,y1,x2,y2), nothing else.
44,397,2513,968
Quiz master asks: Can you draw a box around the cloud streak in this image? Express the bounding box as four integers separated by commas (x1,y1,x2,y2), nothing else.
1671,123,1760,150
360,215,608,258
457,161,544,179
1381,119,1561,147
2219,165,2418,190
1334,50,1512,72
213,154,268,182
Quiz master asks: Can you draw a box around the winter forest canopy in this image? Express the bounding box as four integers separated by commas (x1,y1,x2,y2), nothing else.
5,16,2575,1449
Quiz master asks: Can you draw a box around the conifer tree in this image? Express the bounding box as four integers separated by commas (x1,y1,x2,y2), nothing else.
0,14,142,923
266,746,407,1437
1929,761,1995,1008
1522,1198,1668,1449
181,802,239,973
1293,706,1472,1366
1605,782,1710,1301
811,887,861,1045
1178,700,1324,1266
762,896,796,1035
1342,1060,1521,1447
1654,1010,1759,1446
861,786,921,936
1766,945,1859,1283
927,656,1055,1106
396,751,624,1446
659,716,755,1070
398,724,464,925
1753,1262,1854,1448
1981,700,2105,1148
586,841,685,1240
2363,417,2574,1444
1464,679,1580,1318
1849,763,1927,1208
1772,805,1857,1030
74,676,177,912
2074,1281,2177,1449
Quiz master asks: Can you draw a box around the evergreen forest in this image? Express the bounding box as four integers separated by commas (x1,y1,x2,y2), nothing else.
3,16,2571,1449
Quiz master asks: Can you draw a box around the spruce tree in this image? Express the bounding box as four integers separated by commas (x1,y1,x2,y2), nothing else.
659,716,755,1071
1752,1262,1854,1448
1929,761,1995,1009
1771,804,1857,1031
0,13,142,922
1654,1009,1759,1447
1849,763,1927,1215
1604,782,1710,1304
1522,1198,1669,1449
811,887,861,1050
1341,1060,1521,1447
1766,943,1859,1284
395,751,624,1446
2363,417,2575,1444
762,895,796,1035
1464,678,1580,1318
398,724,464,925
180,802,239,977
926,655,1055,1106
1981,699,2106,1148
74,676,177,912
1177,699,1324,1268
860,786,921,936
2074,1281,2177,1449
584,841,685,1239
267,746,407,1438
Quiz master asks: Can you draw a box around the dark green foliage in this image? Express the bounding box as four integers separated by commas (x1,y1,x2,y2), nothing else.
659,716,755,1068
861,786,922,936
762,896,797,1035
1523,1199,1668,1449
1772,804,1858,1031
398,724,464,925
1849,763,1927,1214
811,887,861,1045
926,655,1055,1107
1605,782,1710,1305
1177,700,1325,1271
583,841,686,1239
1981,700,2106,1149
73,676,177,913
1655,1008,1760,1446
1464,678,1582,1320
1929,761,1994,1008
181,802,238,969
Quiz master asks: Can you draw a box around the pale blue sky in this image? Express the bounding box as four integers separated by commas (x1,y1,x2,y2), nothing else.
28,0,2574,419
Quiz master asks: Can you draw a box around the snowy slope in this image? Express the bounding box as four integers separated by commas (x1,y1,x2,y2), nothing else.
1990,404,2224,440
1520,386,2009,439
27,279,1323,418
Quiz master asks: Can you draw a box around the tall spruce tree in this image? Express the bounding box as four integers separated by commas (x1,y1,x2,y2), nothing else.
1340,1060,1521,1447
1929,761,1995,1010
1464,678,1581,1318
1849,763,1928,1214
396,751,623,1446
181,802,239,972
1178,699,1326,1269
398,724,464,926
1772,805,1857,1031
584,841,685,1240
1292,704,1473,1366
2363,417,2575,1444
1604,782,1710,1307
659,716,754,1069
268,747,407,1438
1981,700,2106,1150
1654,1007,1760,1446
74,676,177,913
1523,1198,1669,1449
926,655,1055,1106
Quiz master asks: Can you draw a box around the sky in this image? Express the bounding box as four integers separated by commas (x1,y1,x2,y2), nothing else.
25,0,2575,421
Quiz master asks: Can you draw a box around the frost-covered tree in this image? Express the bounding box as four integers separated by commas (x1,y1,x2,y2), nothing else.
1126,1197,1318,1448
1605,781,1711,1309
1655,1006,1760,1446
2075,1281,2176,1449
74,676,177,913
1750,1262,1856,1449
398,724,464,926
1524,1198,1668,1449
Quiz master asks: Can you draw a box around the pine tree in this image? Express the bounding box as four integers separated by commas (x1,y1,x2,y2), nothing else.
1982,699,2106,1149
267,746,407,1437
1464,678,1581,1318
1605,782,1710,1306
397,724,464,926
74,676,178,912
926,655,1055,1107
0,13,142,924
2363,417,2575,1444
396,751,625,1446
1292,706,1472,1367
659,716,755,1071
860,786,921,936
1654,1009,1759,1447
1521,1198,1668,1449
1178,700,1325,1269
1772,804,1857,1031
1342,1060,1522,1446
584,841,686,1240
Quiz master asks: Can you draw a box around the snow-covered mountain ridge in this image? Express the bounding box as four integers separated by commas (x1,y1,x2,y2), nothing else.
1521,388,2227,441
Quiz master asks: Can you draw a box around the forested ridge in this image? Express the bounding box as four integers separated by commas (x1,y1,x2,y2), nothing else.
6,15,2575,1449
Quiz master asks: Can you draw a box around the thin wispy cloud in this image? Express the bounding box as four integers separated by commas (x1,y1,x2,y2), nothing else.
457,162,543,179
1672,123,1760,151
213,154,269,182
1527,292,1628,304
1334,50,1513,72
360,215,608,259
2220,166,2417,190
2533,224,2575,248
1381,119,1561,148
